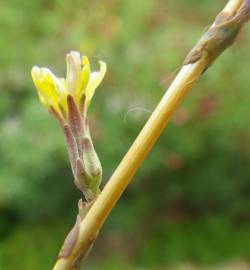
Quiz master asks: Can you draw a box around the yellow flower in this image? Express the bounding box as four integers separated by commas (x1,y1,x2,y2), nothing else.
31,51,107,117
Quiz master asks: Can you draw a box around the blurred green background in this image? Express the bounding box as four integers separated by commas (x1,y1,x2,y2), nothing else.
1,0,250,269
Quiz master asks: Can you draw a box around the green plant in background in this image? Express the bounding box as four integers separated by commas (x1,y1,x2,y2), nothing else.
25,1,250,270
1,1,250,270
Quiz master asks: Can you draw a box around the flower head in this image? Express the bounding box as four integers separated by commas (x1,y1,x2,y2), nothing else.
31,51,106,201
31,51,107,118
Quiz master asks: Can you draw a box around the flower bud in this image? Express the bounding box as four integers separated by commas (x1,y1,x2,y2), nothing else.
31,51,106,201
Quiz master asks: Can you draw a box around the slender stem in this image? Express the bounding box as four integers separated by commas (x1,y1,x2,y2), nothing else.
52,0,246,269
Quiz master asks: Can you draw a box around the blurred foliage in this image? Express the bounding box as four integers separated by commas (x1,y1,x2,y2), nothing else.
0,0,250,269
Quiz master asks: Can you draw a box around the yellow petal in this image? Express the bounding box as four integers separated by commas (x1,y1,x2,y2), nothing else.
31,66,60,113
38,92,49,107
85,61,107,106
78,56,90,99
31,66,43,85
57,78,68,113
66,51,81,96
59,78,67,89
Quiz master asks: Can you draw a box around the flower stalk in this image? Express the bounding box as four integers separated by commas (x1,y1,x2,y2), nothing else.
31,52,107,269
